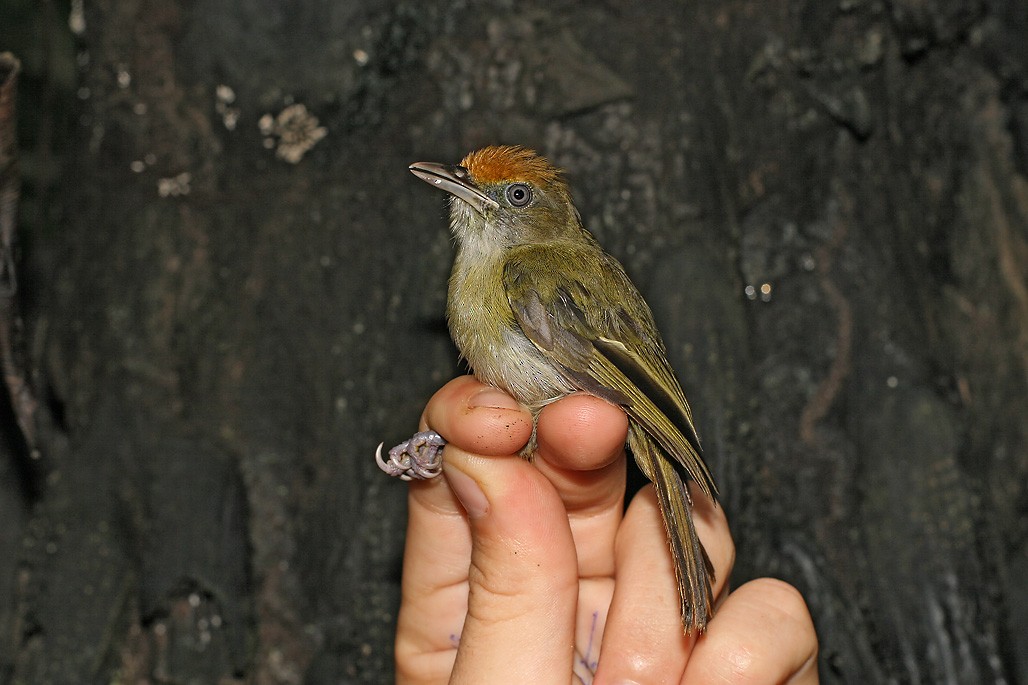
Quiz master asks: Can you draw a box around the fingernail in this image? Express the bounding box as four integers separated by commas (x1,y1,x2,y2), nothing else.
444,464,489,519
468,388,522,411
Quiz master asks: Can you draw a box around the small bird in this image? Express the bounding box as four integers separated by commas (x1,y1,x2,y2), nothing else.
398,145,718,633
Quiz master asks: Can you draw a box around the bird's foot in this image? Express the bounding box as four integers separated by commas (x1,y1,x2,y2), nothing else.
375,430,446,481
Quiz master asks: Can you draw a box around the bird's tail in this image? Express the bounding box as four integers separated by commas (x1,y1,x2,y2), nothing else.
629,427,715,633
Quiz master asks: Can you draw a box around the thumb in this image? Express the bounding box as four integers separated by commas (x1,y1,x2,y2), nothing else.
442,446,579,684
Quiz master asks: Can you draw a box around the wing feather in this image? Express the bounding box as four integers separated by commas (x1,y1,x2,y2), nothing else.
630,427,715,631
503,242,718,502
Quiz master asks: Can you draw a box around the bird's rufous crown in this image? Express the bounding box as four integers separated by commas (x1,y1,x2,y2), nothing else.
460,145,563,189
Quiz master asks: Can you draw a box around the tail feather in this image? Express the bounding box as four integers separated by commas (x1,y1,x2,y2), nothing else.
629,427,715,633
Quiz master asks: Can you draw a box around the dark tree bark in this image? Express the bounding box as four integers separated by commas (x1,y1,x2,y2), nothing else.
1,0,1025,683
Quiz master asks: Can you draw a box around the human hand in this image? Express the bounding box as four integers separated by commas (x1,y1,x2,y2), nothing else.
393,375,818,684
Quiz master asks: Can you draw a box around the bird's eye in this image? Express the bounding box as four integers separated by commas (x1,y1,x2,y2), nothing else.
506,183,533,207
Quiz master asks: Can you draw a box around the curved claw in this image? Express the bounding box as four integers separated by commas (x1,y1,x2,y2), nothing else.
375,430,446,481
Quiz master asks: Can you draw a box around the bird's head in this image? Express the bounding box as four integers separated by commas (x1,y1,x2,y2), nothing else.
410,146,582,254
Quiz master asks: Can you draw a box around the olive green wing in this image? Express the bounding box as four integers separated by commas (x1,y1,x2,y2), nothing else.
503,243,718,502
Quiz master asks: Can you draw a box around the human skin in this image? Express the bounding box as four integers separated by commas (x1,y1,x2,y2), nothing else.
393,375,819,684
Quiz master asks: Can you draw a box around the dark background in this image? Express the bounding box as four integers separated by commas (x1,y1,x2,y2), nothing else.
1,0,1026,682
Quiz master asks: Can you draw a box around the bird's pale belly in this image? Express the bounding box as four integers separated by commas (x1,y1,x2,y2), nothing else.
449,303,575,413
449,253,577,411
471,325,577,412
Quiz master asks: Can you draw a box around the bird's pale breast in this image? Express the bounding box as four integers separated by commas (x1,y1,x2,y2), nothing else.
447,251,575,411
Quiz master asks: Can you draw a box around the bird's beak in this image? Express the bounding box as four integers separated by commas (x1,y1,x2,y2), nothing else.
409,162,500,214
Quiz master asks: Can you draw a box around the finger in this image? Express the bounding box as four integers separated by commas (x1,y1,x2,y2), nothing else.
535,394,628,474
533,394,628,512
421,375,534,456
533,395,628,582
594,485,734,683
395,376,534,683
395,473,468,684
683,578,819,684
443,446,579,684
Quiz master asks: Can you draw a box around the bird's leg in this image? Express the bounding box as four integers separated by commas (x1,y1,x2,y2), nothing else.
375,430,446,481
